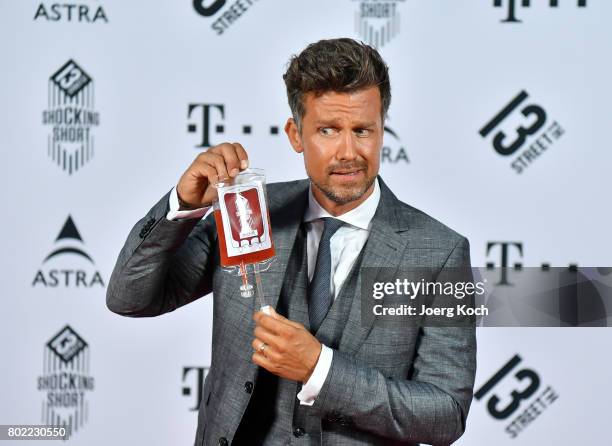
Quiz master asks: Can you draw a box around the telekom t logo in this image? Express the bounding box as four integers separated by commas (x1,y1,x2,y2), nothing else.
494,0,587,23
486,242,524,285
187,104,225,148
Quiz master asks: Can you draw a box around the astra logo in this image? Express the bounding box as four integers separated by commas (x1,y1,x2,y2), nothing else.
34,3,109,23
382,126,409,164
32,216,105,288
493,0,586,23
187,103,282,148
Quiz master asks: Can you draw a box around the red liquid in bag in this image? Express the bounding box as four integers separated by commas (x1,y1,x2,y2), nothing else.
214,209,275,267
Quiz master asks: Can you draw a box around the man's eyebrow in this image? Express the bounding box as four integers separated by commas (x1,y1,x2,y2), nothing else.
352,121,377,128
314,119,341,126
313,119,377,127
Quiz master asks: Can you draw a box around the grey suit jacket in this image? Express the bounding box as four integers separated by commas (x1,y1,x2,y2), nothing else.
107,176,476,445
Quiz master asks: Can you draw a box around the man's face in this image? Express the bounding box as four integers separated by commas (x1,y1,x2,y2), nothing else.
285,86,383,213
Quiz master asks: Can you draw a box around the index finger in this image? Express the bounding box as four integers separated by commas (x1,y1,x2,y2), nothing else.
218,143,241,178
265,308,304,330
253,312,289,336
231,142,249,170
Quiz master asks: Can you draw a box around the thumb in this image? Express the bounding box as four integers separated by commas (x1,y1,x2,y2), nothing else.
261,305,282,319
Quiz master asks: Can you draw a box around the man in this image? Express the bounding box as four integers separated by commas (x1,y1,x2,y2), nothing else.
107,38,476,445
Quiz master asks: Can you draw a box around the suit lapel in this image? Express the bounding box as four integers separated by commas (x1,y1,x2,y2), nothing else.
251,176,408,358
257,180,310,313
339,176,408,356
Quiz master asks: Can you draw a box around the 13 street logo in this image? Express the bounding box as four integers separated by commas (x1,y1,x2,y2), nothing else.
34,3,108,23
479,91,565,174
193,0,259,35
382,126,409,164
43,60,100,175
494,0,586,23
353,0,403,47
187,103,282,148
37,325,95,439
32,215,105,288
475,354,558,438
182,366,210,411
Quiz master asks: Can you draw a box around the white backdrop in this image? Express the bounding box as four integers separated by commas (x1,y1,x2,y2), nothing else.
1,0,611,444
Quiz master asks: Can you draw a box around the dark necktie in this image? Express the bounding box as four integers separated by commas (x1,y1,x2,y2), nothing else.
308,217,344,333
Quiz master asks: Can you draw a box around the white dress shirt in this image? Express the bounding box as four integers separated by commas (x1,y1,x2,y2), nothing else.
166,188,211,221
296,179,380,405
166,179,381,406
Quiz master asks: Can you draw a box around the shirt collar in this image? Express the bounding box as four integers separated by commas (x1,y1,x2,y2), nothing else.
303,178,380,231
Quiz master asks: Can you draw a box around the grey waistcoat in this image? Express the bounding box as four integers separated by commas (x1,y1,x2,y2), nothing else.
232,223,366,445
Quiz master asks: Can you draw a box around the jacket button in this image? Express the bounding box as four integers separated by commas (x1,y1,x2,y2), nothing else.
244,381,253,394
293,427,305,437
218,437,228,446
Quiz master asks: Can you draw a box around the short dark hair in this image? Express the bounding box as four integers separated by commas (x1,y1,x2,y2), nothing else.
283,38,391,130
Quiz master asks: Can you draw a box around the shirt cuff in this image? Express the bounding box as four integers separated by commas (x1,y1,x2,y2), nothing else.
166,186,211,221
296,344,333,406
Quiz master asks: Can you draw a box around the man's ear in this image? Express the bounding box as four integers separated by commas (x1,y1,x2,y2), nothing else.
285,118,303,154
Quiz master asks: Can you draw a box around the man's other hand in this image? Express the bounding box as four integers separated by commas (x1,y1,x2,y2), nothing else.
251,308,322,383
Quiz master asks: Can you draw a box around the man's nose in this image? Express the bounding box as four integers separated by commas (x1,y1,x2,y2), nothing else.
336,132,358,160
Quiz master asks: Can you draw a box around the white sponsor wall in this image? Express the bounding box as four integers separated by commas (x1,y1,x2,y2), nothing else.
1,0,610,444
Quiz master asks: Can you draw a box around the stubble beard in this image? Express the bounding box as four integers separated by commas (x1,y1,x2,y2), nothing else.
310,163,377,206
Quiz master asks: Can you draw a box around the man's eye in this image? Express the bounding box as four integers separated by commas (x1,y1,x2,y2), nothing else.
320,127,337,136
354,128,371,137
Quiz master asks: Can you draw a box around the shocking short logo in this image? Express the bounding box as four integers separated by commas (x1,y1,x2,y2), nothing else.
354,0,403,47
37,325,95,439
42,60,100,175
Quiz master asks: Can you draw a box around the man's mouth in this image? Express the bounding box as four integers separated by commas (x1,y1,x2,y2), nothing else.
330,169,363,176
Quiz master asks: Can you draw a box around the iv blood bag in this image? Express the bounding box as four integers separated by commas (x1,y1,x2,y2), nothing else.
213,168,275,268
